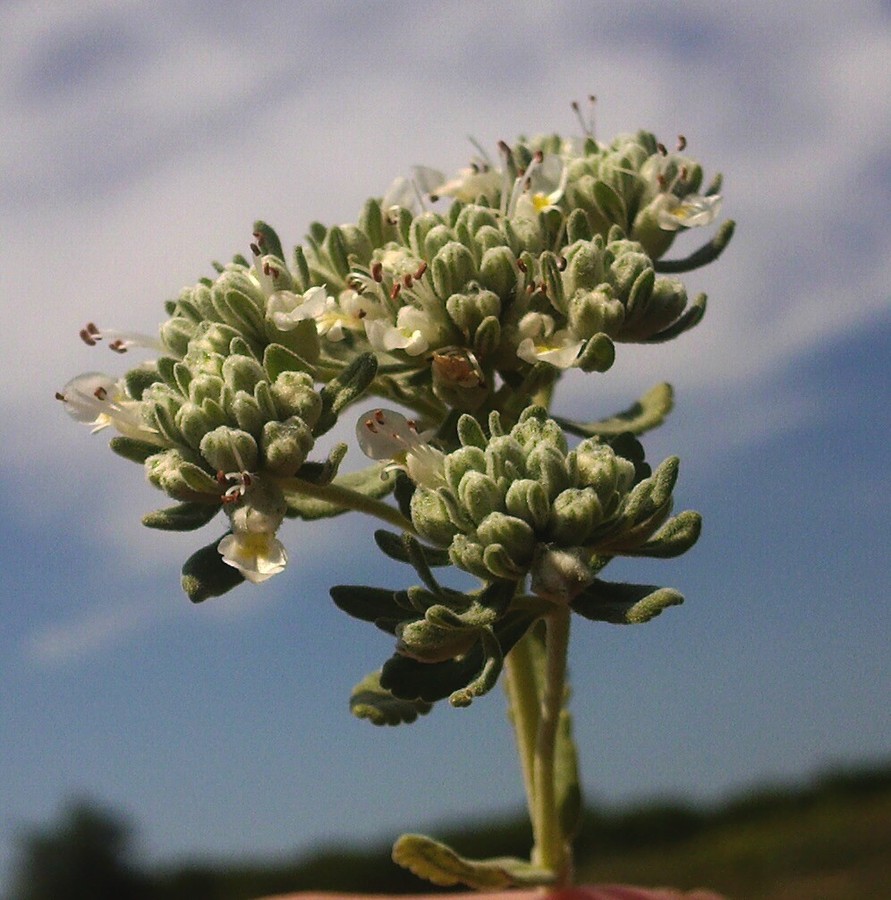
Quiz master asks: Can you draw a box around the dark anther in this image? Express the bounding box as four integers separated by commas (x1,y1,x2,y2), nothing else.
657,142,668,156
677,134,687,152
250,242,261,257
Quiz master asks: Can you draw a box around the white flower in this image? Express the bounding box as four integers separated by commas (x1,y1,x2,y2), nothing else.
654,192,723,231
218,531,288,584
364,304,434,357
508,152,569,219
267,286,335,332
56,372,163,443
515,313,584,369
356,408,445,489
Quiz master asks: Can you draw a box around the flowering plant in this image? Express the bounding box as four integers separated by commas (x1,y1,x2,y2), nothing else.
59,104,732,892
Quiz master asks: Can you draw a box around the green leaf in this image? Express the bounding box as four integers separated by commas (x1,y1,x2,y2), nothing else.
181,535,245,602
653,219,735,273
284,461,392,520
263,342,315,380
646,292,707,343
555,382,674,438
142,501,220,531
314,352,379,436
293,442,347,486
391,834,555,890
626,509,702,558
556,708,582,839
350,670,432,725
572,578,684,624
381,610,537,705
592,180,628,230
252,220,285,261
109,436,161,465
373,530,451,567
330,585,409,634
576,332,615,373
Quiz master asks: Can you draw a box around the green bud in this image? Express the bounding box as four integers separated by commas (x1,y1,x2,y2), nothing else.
175,401,213,450
431,241,476,299
458,471,504,525
475,512,536,566
484,435,526,483
199,426,258,473
229,390,264,435
568,287,625,339
260,417,314,476
548,487,602,545
188,374,225,407
160,316,197,358
443,445,487,495
221,354,266,395
504,479,550,531
448,535,490,580
478,246,519,298
445,289,501,339
420,222,455,260
396,619,479,663
411,488,461,547
146,448,219,501
525,444,570,500
574,440,635,511
270,371,322,425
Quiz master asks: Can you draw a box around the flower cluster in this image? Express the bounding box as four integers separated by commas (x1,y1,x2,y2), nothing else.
59,125,729,596
406,407,700,599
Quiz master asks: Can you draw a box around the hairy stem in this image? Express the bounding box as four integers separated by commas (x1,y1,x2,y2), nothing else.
277,476,417,534
532,606,572,882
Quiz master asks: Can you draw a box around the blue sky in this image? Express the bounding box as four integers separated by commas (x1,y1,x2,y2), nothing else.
1,0,889,888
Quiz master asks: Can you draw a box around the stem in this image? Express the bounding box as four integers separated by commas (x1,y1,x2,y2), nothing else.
276,476,417,534
532,606,572,882
503,630,541,830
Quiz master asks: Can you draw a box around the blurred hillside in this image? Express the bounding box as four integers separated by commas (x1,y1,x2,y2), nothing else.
6,759,890,899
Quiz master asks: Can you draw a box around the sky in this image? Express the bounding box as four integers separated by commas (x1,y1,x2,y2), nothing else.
1,0,890,889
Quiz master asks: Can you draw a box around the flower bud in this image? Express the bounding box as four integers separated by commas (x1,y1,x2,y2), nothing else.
410,488,461,546
222,354,266,395
478,246,519,298
504,479,550,531
458,470,504,525
269,371,322,425
548,488,602,545
260,417,314,476
568,287,625,339
431,241,477,299
530,546,594,604
199,426,258,474
146,448,218,500
474,512,536,566
525,444,570,500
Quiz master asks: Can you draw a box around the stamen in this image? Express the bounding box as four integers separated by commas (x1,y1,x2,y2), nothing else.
250,242,262,257
677,134,687,152
79,322,101,346
657,142,668,156
371,262,383,282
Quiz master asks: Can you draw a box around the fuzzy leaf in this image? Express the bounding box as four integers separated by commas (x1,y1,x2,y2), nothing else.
392,834,555,890
557,382,674,438
252,220,285,261
350,670,432,725
142,501,220,531
109,436,161,464
314,352,379,436
373,530,451,567
572,578,684,624
263,342,316,380
330,585,409,634
646,292,707,342
284,462,392,520
626,509,702,558
653,219,735,273
181,535,245,602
